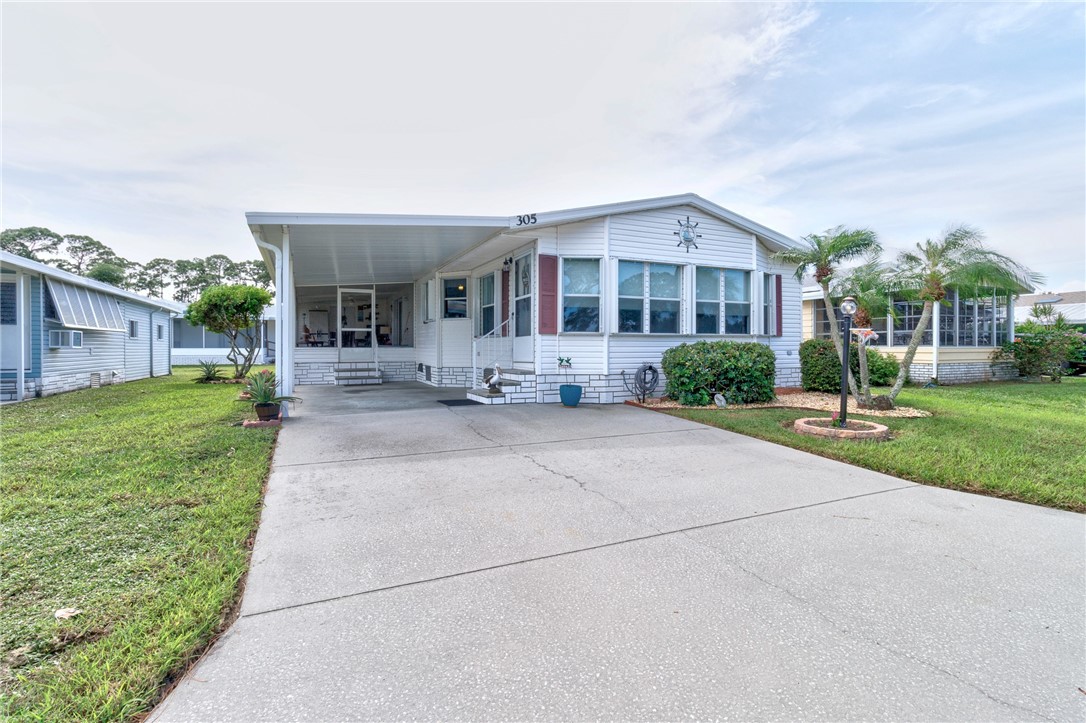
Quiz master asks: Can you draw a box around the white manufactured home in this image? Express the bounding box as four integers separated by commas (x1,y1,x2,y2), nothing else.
249,194,804,403
1,250,183,401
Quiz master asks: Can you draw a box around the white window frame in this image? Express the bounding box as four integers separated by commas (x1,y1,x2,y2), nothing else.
561,257,602,333
156,323,164,340
128,319,138,338
616,260,684,334
477,273,496,336
442,277,468,320
49,329,83,348
762,273,775,336
422,279,435,323
694,266,752,335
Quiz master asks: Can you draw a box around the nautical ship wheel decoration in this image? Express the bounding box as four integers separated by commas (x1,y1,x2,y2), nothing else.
674,216,702,253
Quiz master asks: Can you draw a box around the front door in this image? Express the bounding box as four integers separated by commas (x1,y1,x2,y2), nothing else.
512,253,533,368
338,287,375,362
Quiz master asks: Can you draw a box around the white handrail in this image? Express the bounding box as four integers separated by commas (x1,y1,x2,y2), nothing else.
472,318,512,388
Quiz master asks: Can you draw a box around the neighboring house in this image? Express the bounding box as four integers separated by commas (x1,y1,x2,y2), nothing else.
801,285,1020,384
248,193,805,403
0,250,184,402
172,306,277,365
1013,290,1086,328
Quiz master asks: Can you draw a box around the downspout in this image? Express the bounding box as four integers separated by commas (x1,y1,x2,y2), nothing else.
16,273,25,401
253,230,288,397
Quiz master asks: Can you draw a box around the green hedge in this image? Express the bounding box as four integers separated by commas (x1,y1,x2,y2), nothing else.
661,340,776,405
799,338,901,392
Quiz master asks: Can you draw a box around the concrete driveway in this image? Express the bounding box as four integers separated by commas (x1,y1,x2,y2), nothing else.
154,383,1085,722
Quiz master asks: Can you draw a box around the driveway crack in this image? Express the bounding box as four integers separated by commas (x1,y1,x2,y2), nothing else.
517,450,664,534
679,532,1055,722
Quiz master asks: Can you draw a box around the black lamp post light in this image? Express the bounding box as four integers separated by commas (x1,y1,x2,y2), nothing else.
838,296,858,426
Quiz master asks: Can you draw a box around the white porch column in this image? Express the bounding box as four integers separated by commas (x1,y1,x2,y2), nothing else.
282,225,294,396
252,229,287,395
16,273,26,401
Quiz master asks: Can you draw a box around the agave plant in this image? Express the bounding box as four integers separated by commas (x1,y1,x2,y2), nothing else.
243,370,299,407
194,360,224,383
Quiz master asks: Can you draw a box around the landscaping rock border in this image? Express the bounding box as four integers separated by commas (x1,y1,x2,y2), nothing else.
794,417,890,440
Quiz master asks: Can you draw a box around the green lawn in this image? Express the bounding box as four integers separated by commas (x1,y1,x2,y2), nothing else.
666,378,1086,512
1,368,277,721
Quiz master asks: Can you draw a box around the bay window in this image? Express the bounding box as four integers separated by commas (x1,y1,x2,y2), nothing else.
562,258,600,332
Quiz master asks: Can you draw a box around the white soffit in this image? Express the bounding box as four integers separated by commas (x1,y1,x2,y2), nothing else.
251,217,508,286
45,279,126,331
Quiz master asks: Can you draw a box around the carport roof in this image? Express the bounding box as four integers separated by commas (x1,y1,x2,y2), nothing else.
248,193,801,287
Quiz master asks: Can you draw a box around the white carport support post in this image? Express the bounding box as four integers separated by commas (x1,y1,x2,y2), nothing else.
282,226,294,396
16,273,26,401
253,229,292,399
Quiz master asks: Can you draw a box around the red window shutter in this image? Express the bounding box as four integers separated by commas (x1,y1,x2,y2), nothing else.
775,274,784,337
538,254,558,335
501,269,510,337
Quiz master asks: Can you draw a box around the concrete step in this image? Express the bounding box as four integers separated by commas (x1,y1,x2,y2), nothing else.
339,377,383,386
335,369,382,379
466,388,507,404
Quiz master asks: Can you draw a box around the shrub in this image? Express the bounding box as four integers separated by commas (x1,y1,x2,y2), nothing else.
994,322,1085,381
799,338,900,392
661,340,776,405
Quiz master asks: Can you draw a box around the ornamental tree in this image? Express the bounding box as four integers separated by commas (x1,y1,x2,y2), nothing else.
184,285,272,379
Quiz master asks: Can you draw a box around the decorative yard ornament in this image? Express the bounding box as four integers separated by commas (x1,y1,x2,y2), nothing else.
674,216,702,253
484,364,503,394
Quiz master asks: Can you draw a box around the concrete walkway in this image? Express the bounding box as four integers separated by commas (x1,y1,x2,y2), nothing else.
154,383,1085,721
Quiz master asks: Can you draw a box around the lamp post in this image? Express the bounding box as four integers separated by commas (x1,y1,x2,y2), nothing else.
839,296,858,426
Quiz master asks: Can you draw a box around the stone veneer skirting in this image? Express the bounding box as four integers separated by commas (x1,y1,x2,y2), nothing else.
907,361,1018,384
40,370,128,397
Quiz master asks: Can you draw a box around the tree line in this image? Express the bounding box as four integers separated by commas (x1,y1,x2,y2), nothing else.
0,226,272,302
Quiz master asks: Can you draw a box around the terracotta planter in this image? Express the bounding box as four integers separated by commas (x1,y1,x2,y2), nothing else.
254,403,281,421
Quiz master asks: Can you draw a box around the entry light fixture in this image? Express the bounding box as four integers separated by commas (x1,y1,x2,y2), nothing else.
502,257,513,270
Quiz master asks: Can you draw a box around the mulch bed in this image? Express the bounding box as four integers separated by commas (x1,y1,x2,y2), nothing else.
631,391,930,418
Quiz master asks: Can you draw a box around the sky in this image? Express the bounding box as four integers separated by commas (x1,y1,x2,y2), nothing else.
3,2,1084,292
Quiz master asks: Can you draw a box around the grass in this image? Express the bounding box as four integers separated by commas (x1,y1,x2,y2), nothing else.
665,377,1086,512
1,367,277,721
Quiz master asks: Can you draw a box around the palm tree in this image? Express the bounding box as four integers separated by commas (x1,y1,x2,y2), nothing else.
774,226,880,400
886,225,1041,402
833,254,895,406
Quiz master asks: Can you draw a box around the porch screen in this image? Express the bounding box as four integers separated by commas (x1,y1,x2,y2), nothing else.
44,278,125,331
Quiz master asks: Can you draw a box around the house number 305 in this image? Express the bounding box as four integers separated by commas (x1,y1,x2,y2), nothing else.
515,214,538,226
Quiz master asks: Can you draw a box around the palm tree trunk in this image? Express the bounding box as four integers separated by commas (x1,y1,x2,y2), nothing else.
857,343,872,406
821,283,861,399
888,301,933,401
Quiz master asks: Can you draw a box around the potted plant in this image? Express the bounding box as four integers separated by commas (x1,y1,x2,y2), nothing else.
557,357,582,407
243,369,298,421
